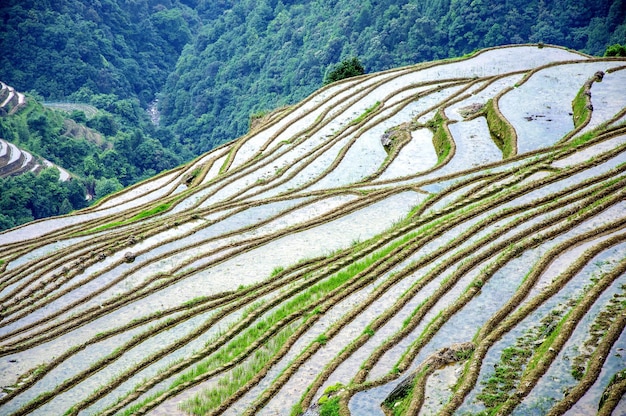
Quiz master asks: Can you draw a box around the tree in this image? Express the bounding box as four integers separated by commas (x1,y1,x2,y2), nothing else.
605,43,626,56
87,113,118,136
323,57,365,85
66,179,89,210
59,198,73,215
0,213,14,231
29,168,68,219
69,110,87,123
95,177,123,199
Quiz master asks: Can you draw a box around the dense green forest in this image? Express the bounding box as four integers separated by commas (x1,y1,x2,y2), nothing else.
0,0,198,230
0,167,87,230
0,0,199,104
0,0,624,231
2,0,624,154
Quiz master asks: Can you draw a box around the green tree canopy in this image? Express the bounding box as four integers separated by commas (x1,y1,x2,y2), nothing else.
605,43,626,56
323,57,366,85
95,177,123,200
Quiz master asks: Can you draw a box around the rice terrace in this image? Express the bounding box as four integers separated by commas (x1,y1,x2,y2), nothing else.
1,44,626,415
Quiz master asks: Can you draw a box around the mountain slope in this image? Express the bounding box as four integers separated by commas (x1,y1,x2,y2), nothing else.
0,45,626,416
0,0,198,104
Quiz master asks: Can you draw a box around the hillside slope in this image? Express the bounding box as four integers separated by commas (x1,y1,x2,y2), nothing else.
0,0,198,104
1,45,626,416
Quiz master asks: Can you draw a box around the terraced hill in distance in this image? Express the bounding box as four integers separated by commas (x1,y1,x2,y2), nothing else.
0,83,71,181
0,44,625,416
42,102,99,120
0,138,71,181
0,82,25,117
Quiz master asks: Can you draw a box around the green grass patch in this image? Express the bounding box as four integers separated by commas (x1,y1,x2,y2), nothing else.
86,220,127,234
270,266,285,277
350,101,381,126
130,203,171,221
63,406,77,416
319,396,340,416
316,334,329,345
181,325,295,415
83,202,172,234
572,85,590,128
317,382,344,415
290,403,304,416
219,147,236,174
426,110,452,164
567,130,596,147
322,382,343,396
484,99,515,158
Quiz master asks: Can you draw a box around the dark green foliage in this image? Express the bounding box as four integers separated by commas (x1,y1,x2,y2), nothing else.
0,0,198,105
94,177,123,200
0,0,196,179
324,57,365,85
69,110,88,124
0,100,182,187
0,168,88,231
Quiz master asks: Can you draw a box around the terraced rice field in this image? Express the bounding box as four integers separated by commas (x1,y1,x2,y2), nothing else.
0,82,70,181
0,138,71,181
42,103,99,119
1,45,625,416
0,81,25,116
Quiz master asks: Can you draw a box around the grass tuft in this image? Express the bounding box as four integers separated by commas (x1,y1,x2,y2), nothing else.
425,110,452,164
484,98,516,158
572,85,590,128
350,101,381,126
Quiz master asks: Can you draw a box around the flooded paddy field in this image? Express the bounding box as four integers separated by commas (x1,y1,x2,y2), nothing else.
1,45,625,416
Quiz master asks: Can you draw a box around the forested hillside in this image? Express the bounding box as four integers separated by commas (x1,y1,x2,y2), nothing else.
0,0,199,230
0,0,198,104
2,0,624,155
0,86,186,231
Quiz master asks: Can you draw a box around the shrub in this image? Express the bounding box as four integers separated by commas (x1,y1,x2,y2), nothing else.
604,44,626,57
324,57,365,85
